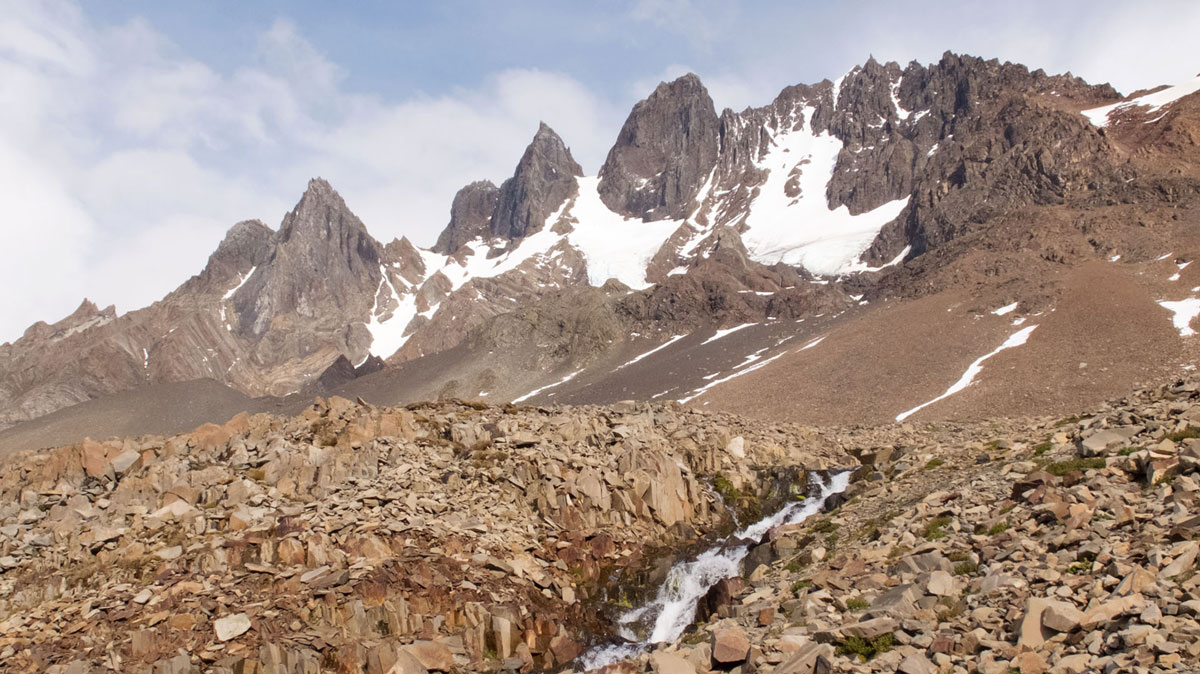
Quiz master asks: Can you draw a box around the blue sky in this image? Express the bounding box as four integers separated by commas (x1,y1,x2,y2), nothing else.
2,0,1198,342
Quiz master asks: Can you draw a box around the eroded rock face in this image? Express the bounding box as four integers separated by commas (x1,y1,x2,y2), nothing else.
432,180,500,254
599,74,721,221
490,123,583,242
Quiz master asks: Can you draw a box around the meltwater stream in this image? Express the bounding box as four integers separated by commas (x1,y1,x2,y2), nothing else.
579,471,851,671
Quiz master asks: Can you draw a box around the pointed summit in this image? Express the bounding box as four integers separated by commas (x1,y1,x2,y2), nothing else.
489,123,583,241
233,178,384,337
598,73,720,220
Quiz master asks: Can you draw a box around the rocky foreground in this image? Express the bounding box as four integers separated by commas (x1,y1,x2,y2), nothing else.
0,397,846,673
621,380,1200,674
2,378,1200,674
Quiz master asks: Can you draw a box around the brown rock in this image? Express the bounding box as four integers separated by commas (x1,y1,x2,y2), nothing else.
402,641,454,672
650,651,696,674
1041,600,1083,633
711,624,750,663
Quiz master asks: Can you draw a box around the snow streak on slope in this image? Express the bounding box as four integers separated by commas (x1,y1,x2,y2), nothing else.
220,266,256,331
895,325,1039,422
739,108,910,275
365,267,419,360
512,369,584,403
701,323,756,345
1083,74,1200,127
616,334,687,370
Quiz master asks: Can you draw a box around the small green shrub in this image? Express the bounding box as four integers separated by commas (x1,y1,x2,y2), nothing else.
1166,427,1200,442
924,515,953,540
924,458,946,470
811,518,839,534
836,634,895,661
1033,441,1051,456
845,597,869,611
1067,561,1092,575
1045,458,1106,476
791,579,812,594
954,561,979,575
987,522,1011,536
1118,447,1138,456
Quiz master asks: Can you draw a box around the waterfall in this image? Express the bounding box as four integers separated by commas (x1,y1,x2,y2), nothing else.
579,470,851,671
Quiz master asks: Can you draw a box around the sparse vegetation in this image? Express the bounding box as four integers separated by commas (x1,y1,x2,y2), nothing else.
987,522,1011,536
1166,427,1200,442
1118,446,1138,456
845,597,869,611
836,634,895,661
811,517,838,534
1067,561,1092,575
954,561,979,575
1033,441,1051,456
1045,458,1106,476
924,515,953,540
791,579,812,594
924,458,945,470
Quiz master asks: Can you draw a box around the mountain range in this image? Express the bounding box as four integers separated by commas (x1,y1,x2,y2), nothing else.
3,52,1200,452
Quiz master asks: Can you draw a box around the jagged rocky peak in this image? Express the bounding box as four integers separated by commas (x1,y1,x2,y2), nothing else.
599,73,721,221
432,180,500,254
489,122,583,242
233,177,384,338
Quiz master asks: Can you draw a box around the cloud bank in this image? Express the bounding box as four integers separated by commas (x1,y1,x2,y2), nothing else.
2,0,1197,342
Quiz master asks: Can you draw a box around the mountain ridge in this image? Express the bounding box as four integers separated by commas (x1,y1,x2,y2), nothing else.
2,52,1198,441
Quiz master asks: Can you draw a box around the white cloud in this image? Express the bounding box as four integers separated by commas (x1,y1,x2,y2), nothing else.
0,1,621,342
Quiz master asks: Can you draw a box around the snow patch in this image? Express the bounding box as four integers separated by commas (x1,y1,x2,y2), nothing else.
739,108,910,275
1158,298,1200,337
843,245,911,274
1082,75,1200,127
701,323,756,345
365,267,420,358
566,177,682,289
991,302,1018,316
895,325,1039,422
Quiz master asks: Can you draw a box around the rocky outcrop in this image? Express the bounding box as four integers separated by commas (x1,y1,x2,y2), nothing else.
599,74,721,221
489,123,583,242
432,181,500,254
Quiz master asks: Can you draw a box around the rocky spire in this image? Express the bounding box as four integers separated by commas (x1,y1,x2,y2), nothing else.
431,180,500,254
598,73,721,221
489,123,583,241
233,178,384,338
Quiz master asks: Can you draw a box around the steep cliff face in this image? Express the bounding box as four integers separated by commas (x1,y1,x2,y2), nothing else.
431,181,500,254
598,74,722,221
489,123,584,242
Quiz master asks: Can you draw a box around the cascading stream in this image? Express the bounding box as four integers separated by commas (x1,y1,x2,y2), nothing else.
579,470,851,671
